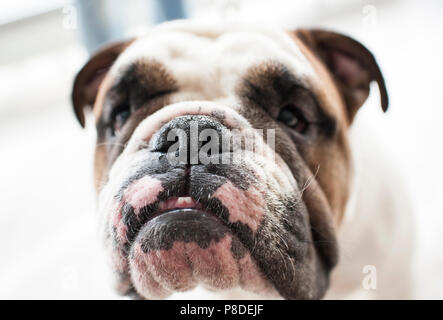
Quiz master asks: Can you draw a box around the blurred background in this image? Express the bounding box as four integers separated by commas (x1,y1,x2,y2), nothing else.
0,0,442,299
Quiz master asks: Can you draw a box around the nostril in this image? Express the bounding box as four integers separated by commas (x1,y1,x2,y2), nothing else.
154,133,180,154
150,122,188,154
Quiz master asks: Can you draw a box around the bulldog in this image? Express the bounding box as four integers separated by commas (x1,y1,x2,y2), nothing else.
72,21,414,299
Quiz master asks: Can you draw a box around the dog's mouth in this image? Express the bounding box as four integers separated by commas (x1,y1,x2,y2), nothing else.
111,178,278,299
134,196,237,238
128,210,277,299
158,196,199,211
150,196,218,224
106,155,325,299
130,195,240,257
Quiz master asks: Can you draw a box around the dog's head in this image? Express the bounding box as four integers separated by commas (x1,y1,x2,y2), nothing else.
72,21,387,299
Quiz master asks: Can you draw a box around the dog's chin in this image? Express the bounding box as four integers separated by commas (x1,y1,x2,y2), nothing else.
128,209,276,299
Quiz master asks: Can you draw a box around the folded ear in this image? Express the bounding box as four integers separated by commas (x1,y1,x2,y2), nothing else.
295,29,388,121
72,40,133,127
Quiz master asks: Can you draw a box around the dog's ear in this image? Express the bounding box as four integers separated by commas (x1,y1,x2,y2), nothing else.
294,29,388,121
72,40,133,127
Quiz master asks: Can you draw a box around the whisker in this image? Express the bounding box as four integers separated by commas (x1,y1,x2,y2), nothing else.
300,164,320,196
95,141,129,148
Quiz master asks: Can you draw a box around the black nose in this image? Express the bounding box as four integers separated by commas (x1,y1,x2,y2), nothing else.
150,115,230,164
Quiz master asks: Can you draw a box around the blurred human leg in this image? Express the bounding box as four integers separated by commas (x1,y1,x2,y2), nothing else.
154,0,187,24
75,0,126,54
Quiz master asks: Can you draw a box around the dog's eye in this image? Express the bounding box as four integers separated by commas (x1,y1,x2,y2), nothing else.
277,104,308,133
113,105,131,133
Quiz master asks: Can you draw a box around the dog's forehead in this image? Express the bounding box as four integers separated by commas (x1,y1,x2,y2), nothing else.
110,22,317,93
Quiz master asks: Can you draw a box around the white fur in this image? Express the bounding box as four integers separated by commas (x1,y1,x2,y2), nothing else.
111,20,316,107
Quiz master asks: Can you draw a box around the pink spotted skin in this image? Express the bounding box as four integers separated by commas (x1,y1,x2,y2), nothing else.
123,175,164,215
212,181,265,233
111,200,127,245
129,235,276,299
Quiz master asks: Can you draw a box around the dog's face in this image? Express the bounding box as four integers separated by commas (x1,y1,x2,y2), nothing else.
73,22,387,299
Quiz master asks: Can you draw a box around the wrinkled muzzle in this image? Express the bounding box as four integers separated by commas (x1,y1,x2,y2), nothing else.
98,102,332,299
